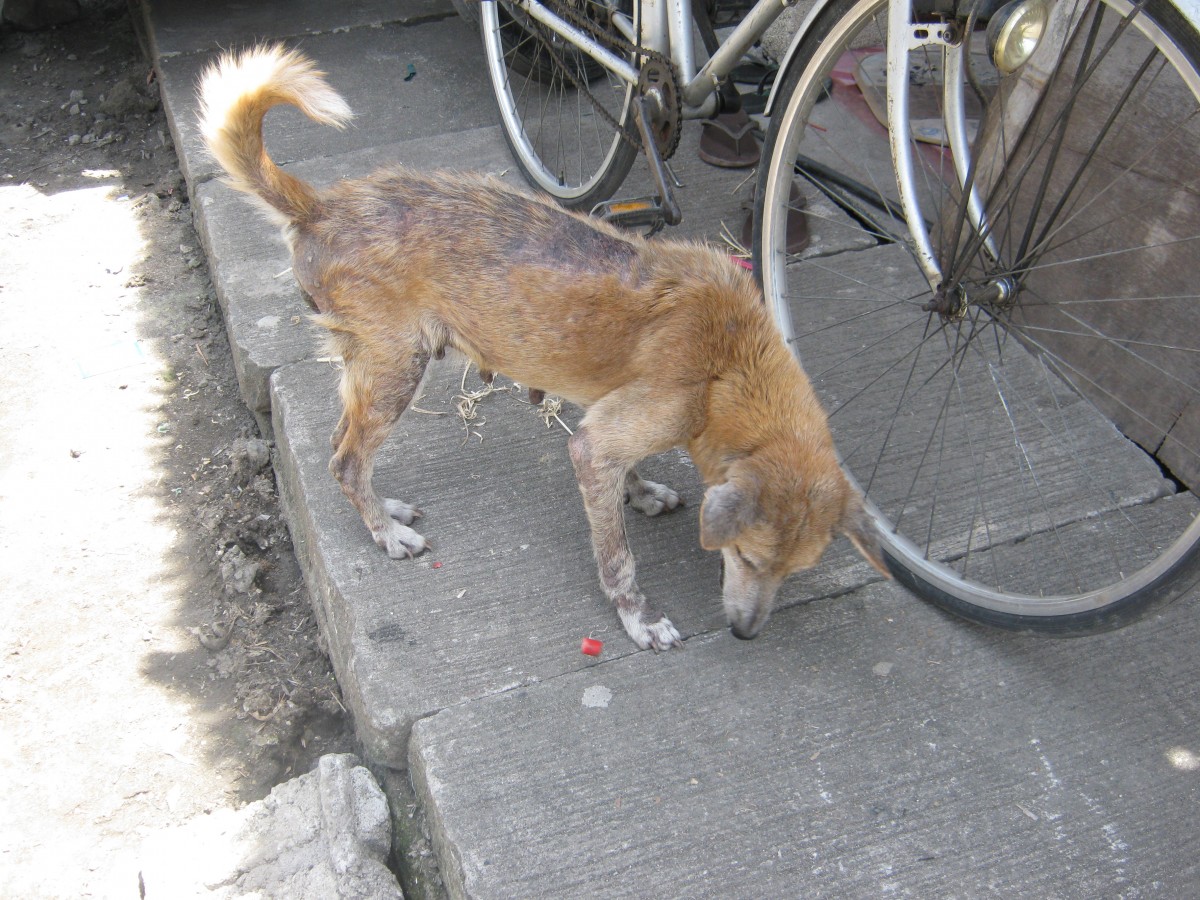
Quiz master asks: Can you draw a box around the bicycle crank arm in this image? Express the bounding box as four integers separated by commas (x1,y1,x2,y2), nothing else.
632,94,682,227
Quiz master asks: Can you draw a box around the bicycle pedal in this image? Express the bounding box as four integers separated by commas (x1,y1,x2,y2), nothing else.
592,196,667,231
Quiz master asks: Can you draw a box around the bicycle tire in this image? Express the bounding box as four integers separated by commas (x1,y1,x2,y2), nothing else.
754,0,1200,633
481,0,639,208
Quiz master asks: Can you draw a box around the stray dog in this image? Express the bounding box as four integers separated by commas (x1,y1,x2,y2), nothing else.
198,45,889,650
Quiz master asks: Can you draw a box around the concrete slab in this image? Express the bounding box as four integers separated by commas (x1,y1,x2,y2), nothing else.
153,14,493,186
141,1,1200,895
270,356,889,768
140,754,402,899
193,126,519,430
410,582,1200,898
144,0,453,57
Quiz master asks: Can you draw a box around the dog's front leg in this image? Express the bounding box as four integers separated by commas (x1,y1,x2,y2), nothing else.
625,469,682,517
569,426,683,650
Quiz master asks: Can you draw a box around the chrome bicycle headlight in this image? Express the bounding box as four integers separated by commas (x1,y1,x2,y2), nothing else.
987,0,1051,75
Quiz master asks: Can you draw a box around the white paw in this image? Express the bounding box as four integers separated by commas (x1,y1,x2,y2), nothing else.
376,520,428,559
627,479,681,517
383,498,421,525
619,607,683,651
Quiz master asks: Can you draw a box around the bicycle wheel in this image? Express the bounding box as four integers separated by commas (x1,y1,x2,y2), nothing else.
482,0,640,208
755,0,1200,632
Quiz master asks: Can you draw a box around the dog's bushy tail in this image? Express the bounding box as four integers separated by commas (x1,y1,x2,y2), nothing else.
198,44,352,222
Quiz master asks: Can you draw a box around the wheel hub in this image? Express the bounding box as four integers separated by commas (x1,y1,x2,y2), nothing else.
924,275,1017,319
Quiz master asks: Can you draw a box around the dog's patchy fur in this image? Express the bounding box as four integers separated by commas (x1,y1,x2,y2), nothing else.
198,45,889,650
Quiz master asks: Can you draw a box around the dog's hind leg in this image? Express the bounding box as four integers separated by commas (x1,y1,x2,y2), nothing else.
625,469,682,517
331,411,419,530
329,345,430,559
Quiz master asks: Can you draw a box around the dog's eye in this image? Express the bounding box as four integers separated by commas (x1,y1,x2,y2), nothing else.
735,548,759,571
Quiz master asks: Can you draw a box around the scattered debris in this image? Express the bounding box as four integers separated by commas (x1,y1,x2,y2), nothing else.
536,395,574,435
230,436,271,484
581,684,613,708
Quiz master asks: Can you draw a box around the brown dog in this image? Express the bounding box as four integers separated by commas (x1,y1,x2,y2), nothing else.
198,45,889,650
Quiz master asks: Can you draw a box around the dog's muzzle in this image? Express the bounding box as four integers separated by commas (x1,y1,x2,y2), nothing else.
720,556,762,640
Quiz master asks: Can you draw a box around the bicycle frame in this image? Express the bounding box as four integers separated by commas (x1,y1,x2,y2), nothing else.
490,0,1200,295
490,0,982,288
495,0,795,117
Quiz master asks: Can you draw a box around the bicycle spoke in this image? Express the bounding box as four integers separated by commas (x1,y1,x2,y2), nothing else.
759,0,1200,623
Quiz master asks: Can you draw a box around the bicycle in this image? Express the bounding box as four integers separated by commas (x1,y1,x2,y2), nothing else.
454,0,1200,634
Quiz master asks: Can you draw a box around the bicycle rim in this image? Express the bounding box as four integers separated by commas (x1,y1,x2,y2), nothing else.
756,0,1200,630
482,0,638,207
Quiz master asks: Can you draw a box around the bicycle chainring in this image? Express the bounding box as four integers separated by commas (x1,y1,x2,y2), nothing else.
638,57,683,160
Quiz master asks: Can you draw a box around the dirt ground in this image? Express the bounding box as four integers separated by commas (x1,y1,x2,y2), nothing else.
0,3,358,895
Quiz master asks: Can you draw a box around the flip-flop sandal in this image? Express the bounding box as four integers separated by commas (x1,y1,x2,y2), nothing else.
741,183,810,256
698,108,760,168
729,61,775,86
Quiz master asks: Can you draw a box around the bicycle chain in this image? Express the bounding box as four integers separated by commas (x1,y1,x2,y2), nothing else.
522,0,683,160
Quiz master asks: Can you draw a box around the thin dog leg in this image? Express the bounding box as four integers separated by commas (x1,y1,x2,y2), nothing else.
569,422,685,651
625,469,682,517
330,350,429,559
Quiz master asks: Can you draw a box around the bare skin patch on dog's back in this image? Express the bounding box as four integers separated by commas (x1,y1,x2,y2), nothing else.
505,206,639,281
359,170,641,283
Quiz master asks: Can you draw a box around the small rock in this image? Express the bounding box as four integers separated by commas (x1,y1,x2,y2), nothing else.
3,0,81,30
99,78,158,118
220,545,261,595
230,438,271,484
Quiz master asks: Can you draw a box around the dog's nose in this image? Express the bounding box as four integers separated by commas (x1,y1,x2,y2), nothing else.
729,622,758,641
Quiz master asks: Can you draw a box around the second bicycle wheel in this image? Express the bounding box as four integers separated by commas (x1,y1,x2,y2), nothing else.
481,0,639,208
755,0,1200,631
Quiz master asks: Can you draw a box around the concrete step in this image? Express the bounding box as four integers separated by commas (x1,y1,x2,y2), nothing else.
150,6,478,186
409,584,1200,898
141,2,1200,896
271,353,888,768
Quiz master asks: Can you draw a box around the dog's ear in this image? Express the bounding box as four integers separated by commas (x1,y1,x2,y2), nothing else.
700,478,760,550
840,488,891,577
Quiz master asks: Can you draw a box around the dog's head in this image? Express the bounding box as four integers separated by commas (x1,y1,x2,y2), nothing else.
699,444,889,640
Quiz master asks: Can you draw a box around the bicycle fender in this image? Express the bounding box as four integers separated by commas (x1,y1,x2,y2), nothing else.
766,0,1200,119
763,0,843,118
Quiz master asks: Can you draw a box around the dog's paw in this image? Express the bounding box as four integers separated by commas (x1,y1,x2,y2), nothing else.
375,520,429,559
383,498,421,525
626,478,682,517
619,607,684,651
